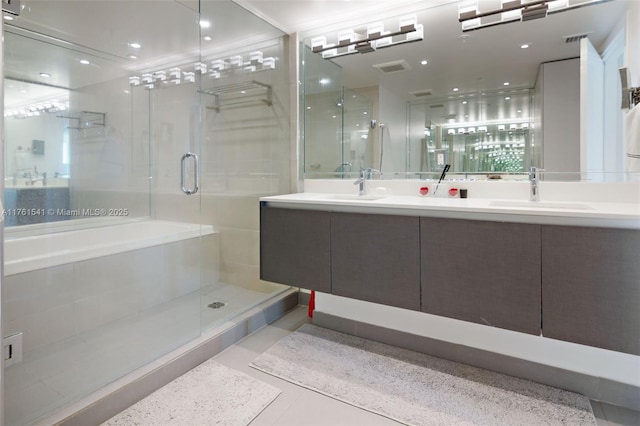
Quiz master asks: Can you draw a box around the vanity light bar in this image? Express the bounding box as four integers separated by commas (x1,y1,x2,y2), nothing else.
5,101,69,119
128,51,276,90
311,15,423,59
458,0,612,33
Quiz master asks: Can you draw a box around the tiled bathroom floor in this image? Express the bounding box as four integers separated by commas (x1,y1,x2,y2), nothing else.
4,283,285,426
212,306,640,426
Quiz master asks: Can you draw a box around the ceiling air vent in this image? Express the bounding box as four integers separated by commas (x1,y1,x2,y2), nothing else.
411,89,433,98
563,33,590,43
373,60,412,74
429,104,445,108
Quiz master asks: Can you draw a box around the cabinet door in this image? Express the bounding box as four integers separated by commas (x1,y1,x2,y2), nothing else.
421,218,541,335
260,206,331,292
542,226,640,355
331,212,421,311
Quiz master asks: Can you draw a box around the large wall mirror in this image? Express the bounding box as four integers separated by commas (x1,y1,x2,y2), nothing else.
302,0,633,180
3,2,201,228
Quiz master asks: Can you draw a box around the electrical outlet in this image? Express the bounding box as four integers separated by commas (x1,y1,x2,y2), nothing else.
3,333,23,367
2,0,21,16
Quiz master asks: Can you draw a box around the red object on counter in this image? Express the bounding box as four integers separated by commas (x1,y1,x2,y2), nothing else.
419,186,429,196
448,187,459,197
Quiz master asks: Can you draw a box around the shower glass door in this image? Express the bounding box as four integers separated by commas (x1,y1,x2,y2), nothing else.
197,1,292,332
2,2,202,424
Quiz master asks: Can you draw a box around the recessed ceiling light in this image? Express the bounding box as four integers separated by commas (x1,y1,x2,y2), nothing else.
420,59,428,65
306,106,311,110
453,87,459,92
520,43,530,49
505,96,511,100
199,20,211,29
332,115,337,118
129,42,142,49
124,90,130,94
128,55,137,59
4,15,14,21
39,73,51,78
319,78,330,85
503,82,510,86
517,109,522,113
203,35,212,41
80,59,90,65
462,100,468,104
363,111,368,115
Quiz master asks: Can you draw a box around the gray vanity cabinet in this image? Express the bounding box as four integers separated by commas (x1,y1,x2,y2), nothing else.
541,225,640,355
420,217,542,335
331,212,421,310
260,206,331,292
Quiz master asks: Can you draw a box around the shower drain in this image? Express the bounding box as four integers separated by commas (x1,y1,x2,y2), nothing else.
207,301,226,309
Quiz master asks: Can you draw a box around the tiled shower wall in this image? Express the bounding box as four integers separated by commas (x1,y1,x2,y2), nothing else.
65,34,290,294
155,36,291,292
69,75,153,217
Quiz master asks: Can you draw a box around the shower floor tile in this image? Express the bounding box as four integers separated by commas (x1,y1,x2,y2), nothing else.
4,283,286,426
201,283,282,331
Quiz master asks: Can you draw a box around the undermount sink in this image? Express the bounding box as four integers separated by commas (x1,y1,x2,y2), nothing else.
327,194,388,201
489,200,594,210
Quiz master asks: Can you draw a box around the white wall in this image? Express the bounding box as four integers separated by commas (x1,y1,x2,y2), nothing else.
378,82,407,174
580,39,605,176
627,0,640,86
539,59,581,175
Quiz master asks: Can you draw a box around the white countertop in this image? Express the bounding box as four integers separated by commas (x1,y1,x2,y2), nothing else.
260,192,640,229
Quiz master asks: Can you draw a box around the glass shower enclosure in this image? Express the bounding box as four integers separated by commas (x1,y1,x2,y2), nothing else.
1,1,291,424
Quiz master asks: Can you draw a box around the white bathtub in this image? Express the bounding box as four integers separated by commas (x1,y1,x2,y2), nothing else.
4,219,215,276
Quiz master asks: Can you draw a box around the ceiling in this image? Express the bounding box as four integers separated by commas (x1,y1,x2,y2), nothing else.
237,0,629,99
3,0,629,108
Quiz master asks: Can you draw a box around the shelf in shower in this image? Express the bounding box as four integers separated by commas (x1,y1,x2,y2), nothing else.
201,80,272,112
58,110,106,130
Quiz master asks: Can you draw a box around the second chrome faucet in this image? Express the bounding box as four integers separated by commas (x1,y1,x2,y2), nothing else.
529,166,545,201
354,168,379,196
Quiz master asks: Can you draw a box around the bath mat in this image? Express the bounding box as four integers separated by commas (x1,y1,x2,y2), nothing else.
103,360,280,426
249,324,596,426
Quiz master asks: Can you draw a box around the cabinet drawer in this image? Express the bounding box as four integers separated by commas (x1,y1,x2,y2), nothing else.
331,212,421,311
542,225,640,355
260,206,331,292
421,217,541,335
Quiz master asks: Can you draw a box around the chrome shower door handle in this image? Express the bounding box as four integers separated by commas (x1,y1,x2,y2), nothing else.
180,152,199,195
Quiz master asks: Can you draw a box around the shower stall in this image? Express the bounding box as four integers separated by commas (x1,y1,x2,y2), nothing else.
1,1,292,424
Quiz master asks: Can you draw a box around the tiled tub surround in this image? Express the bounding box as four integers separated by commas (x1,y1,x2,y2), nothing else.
2,220,219,425
260,179,640,410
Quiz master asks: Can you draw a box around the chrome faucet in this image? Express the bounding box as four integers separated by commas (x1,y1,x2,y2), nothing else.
529,166,545,201
334,162,353,173
354,168,379,196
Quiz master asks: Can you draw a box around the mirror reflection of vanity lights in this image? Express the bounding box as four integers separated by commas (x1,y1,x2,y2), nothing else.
301,0,631,179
